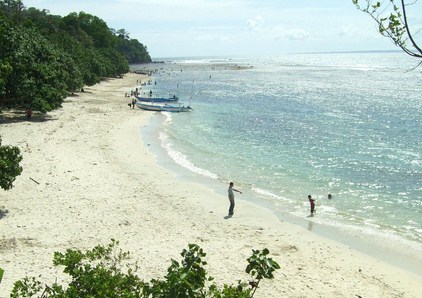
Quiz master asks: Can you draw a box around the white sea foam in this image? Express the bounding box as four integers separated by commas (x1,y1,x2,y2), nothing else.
251,187,298,205
162,111,173,125
317,205,338,213
252,187,284,199
158,132,218,179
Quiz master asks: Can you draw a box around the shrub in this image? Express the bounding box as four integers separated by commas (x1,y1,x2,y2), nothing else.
0,136,23,190
11,240,280,297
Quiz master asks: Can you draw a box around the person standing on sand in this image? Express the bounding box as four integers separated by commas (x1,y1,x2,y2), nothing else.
228,182,242,216
308,195,315,215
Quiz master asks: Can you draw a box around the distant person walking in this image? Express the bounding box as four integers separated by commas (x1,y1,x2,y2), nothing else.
228,182,242,216
308,195,315,215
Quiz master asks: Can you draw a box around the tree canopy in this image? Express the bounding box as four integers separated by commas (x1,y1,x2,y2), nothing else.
0,0,151,112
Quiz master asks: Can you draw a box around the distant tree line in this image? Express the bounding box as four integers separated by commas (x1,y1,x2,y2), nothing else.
0,0,151,113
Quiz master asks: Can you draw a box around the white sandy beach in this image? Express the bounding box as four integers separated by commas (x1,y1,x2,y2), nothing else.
1,73,421,297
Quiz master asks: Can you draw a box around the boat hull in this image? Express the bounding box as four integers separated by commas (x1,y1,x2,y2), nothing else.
135,102,163,111
136,102,192,112
136,96,178,103
160,105,193,112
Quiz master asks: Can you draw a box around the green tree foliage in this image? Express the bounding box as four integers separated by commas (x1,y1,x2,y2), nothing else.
0,136,23,190
353,0,422,61
11,240,280,298
246,248,281,297
76,12,117,49
1,24,70,112
143,244,212,297
0,0,151,112
0,59,12,98
0,0,24,24
116,30,152,64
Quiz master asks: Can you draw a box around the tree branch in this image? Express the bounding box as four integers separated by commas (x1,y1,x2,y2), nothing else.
400,0,422,56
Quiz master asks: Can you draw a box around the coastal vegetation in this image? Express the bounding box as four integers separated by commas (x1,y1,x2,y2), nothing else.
0,136,22,283
0,136,22,191
0,0,151,113
353,0,422,64
10,240,280,297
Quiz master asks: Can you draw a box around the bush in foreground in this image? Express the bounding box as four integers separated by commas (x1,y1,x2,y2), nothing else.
0,136,23,190
11,240,280,297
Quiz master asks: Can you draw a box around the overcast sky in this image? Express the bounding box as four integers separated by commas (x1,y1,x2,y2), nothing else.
24,0,422,58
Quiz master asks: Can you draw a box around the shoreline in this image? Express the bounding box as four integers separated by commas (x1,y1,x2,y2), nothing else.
141,106,422,276
0,73,421,297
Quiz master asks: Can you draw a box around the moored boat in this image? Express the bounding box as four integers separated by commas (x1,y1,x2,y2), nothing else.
135,101,164,111
136,101,192,112
161,104,193,113
136,95,179,103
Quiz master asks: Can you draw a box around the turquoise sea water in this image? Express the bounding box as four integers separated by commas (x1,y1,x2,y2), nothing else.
133,52,422,272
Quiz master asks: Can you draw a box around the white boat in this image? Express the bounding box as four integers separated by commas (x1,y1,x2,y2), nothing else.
135,101,163,111
161,104,193,113
136,95,179,103
136,101,192,112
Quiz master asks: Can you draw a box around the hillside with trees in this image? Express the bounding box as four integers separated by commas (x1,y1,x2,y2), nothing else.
0,0,151,113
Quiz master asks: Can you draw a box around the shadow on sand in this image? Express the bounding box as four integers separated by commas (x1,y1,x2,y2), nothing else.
0,110,57,124
0,207,9,219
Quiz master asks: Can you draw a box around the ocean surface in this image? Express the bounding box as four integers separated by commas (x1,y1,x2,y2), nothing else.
132,52,422,273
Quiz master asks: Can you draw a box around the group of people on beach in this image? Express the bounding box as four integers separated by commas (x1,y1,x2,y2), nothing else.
227,182,331,217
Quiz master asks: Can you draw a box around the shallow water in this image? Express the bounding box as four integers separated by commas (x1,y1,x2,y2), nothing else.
133,52,422,273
